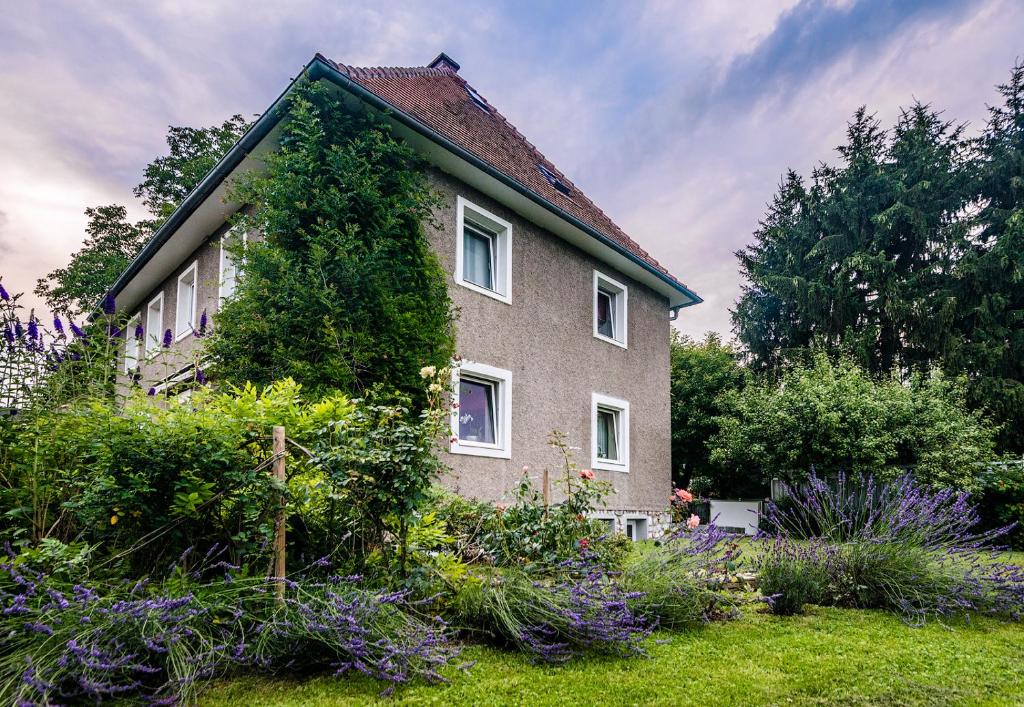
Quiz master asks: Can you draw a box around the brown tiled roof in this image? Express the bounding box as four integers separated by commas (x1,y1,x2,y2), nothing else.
320,55,690,293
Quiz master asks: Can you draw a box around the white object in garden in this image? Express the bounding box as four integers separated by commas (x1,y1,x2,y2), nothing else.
709,499,760,535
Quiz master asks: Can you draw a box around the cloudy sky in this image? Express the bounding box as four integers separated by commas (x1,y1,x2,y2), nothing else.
0,0,1021,338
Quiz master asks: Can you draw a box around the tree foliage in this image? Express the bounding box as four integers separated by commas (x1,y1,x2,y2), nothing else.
734,61,1024,453
35,115,252,316
669,331,746,489
207,79,456,403
708,355,996,492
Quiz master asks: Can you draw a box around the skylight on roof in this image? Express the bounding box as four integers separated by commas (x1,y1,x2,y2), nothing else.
538,164,572,196
465,85,490,111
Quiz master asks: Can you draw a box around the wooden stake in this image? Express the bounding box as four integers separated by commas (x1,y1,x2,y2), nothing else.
272,425,286,606
542,468,550,519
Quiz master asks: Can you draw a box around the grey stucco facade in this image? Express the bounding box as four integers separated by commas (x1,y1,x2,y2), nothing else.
123,167,673,526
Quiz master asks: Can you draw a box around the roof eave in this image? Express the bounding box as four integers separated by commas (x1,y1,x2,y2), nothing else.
108,55,701,310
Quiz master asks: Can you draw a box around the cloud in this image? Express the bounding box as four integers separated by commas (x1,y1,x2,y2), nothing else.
0,0,1020,341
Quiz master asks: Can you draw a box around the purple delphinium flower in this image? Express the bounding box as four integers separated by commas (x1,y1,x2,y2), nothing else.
195,309,208,338
162,329,172,348
70,322,85,338
27,317,38,341
0,281,8,301
101,292,116,315
14,320,23,338
53,316,64,335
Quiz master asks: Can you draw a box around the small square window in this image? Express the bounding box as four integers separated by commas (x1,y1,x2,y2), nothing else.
175,261,198,340
592,392,629,471
456,197,512,303
451,361,512,459
626,518,648,541
145,293,164,356
593,271,627,348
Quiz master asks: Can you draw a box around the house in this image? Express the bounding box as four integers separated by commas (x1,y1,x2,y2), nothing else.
108,53,702,539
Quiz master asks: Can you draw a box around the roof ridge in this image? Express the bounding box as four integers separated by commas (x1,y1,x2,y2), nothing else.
339,63,453,79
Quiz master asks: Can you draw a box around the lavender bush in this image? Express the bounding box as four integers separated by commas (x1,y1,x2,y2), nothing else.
0,549,457,704
454,556,652,663
620,522,743,628
758,473,1024,623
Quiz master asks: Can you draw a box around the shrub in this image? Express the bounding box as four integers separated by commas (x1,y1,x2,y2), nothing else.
453,558,652,663
757,473,1024,623
710,355,997,492
0,548,457,704
620,523,742,627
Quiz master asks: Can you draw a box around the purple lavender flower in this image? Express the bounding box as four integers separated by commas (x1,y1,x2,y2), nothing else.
101,292,116,315
27,317,38,341
162,329,172,348
70,321,85,338
195,309,208,337
0,281,8,300
14,320,23,338
53,316,64,334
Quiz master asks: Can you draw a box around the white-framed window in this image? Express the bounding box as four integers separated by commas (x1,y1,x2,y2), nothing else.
455,196,512,304
219,229,246,302
124,313,141,372
593,271,628,348
592,392,629,472
625,517,648,541
145,293,164,356
175,261,198,340
450,361,512,459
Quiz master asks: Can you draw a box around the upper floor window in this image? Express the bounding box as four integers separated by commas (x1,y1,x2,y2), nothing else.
145,293,164,356
219,229,246,302
456,196,512,304
592,392,629,472
451,361,512,459
593,271,628,348
124,314,141,372
175,261,198,340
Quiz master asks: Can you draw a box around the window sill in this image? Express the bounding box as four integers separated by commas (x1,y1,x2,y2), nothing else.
450,441,511,459
593,332,627,349
455,277,512,304
592,459,628,473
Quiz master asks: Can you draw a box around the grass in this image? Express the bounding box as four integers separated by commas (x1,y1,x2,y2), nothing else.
202,606,1024,706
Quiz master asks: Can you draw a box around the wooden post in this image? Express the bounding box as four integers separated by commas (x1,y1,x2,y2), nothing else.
542,468,550,519
272,425,286,606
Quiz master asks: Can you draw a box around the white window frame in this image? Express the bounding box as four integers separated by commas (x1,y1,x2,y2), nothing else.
591,392,629,472
219,229,247,302
124,313,141,373
175,261,199,341
145,293,164,356
455,196,512,304
450,361,513,459
593,270,628,348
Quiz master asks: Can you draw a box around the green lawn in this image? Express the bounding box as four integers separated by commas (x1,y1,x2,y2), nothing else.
203,606,1024,706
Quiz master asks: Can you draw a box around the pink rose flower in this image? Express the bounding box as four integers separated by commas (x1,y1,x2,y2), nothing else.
686,514,700,530
579,469,595,480
675,488,694,503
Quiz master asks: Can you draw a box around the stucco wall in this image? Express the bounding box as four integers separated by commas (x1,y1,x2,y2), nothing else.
121,170,673,515
424,169,672,513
